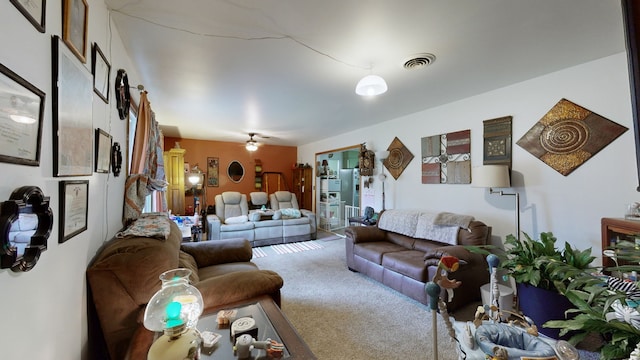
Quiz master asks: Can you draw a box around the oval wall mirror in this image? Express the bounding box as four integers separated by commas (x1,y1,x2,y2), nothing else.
227,160,245,183
0,186,53,272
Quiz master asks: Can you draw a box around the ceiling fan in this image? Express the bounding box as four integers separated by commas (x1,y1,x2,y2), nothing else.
246,133,259,151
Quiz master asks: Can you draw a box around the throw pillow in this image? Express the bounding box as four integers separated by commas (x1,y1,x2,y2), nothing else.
225,215,248,224
280,208,301,218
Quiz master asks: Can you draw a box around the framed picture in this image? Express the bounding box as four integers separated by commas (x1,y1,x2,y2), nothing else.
92,43,110,103
10,0,46,33
207,157,219,187
62,0,88,63
52,35,93,177
0,62,45,166
95,128,112,173
59,180,89,243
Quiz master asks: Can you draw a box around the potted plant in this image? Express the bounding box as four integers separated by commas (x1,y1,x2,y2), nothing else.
545,245,640,359
469,232,595,339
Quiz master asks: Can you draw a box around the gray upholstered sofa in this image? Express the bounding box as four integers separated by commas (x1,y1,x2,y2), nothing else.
207,191,317,246
345,209,490,311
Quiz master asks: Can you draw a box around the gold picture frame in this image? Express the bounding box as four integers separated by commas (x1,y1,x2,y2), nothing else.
62,0,88,63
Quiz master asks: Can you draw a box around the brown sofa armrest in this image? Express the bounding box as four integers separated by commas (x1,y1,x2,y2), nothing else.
196,270,284,310
181,238,252,267
344,225,386,244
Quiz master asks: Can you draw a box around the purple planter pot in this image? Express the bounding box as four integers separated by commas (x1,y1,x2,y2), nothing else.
516,283,573,340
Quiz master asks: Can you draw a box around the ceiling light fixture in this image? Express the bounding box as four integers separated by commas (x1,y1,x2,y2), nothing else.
355,74,388,96
246,133,258,151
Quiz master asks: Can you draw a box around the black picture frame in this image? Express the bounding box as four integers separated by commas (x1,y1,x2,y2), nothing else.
59,180,88,243
62,0,88,63
52,35,93,177
10,0,46,33
0,62,45,166
95,128,112,173
92,43,110,103
623,0,640,192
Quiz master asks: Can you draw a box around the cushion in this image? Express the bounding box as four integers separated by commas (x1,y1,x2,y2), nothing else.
272,210,282,220
225,215,248,224
249,192,268,206
115,215,171,240
9,213,38,232
475,324,556,359
280,208,301,218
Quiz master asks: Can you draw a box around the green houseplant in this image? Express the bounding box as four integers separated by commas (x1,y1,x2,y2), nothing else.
468,232,596,339
544,245,640,359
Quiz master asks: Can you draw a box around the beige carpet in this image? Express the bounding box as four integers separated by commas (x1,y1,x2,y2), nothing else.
253,231,465,360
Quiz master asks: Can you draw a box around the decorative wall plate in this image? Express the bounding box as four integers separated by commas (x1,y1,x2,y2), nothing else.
383,137,414,180
516,99,627,176
115,69,130,120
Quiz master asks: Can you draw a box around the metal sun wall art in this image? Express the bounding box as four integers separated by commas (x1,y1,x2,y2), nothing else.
421,130,471,184
383,137,414,180
516,98,628,176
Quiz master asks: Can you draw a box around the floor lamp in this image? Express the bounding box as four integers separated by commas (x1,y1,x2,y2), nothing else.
472,165,520,240
376,150,390,211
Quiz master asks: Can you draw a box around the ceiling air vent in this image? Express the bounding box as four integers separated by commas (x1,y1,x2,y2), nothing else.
403,53,436,70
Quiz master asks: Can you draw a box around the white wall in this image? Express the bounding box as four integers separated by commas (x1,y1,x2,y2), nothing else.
0,1,139,358
300,52,636,264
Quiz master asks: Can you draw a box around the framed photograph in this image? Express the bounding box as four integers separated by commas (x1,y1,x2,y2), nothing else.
207,157,219,187
10,0,46,33
52,35,93,177
0,62,45,166
62,0,88,63
92,43,110,103
59,180,89,243
95,128,112,173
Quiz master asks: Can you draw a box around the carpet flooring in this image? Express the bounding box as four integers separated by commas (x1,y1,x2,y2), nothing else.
252,231,462,360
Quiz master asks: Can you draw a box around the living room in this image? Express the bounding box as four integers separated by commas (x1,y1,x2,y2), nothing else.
0,1,638,359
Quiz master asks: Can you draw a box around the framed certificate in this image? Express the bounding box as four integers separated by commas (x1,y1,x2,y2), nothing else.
59,180,89,243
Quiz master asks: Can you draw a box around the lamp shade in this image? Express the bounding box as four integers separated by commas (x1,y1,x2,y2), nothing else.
472,165,510,188
355,74,388,96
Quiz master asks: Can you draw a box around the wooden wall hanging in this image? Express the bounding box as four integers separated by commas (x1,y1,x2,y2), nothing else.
483,116,512,167
383,137,414,180
421,130,471,184
516,98,627,176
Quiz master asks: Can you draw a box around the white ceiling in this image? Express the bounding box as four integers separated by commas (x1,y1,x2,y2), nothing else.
105,0,626,147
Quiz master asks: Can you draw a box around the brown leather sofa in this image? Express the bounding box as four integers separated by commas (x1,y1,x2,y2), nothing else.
345,209,490,311
87,216,283,360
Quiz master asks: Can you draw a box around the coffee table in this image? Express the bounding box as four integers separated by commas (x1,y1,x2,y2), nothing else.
125,295,316,360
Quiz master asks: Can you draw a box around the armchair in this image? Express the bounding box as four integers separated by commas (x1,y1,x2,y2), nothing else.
270,191,317,240
208,192,254,241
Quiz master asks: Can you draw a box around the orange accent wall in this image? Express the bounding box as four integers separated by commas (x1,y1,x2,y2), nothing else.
164,137,298,212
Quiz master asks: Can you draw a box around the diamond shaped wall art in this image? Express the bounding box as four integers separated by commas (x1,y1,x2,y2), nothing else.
516,98,627,176
382,137,414,180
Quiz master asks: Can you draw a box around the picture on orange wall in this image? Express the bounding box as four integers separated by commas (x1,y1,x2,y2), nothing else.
207,157,219,187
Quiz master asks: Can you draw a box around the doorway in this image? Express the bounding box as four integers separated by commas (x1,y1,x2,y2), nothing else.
315,145,361,235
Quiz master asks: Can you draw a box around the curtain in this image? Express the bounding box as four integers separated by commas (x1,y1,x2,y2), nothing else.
123,92,168,223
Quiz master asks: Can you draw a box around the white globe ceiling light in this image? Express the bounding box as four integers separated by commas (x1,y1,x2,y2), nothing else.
355,74,388,96
246,133,258,151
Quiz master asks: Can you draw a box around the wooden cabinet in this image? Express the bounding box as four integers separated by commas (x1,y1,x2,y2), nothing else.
292,167,312,210
601,217,640,268
163,148,186,215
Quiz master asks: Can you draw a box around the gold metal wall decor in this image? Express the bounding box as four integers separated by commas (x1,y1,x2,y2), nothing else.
421,130,471,184
483,116,512,167
383,137,414,180
516,98,627,176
